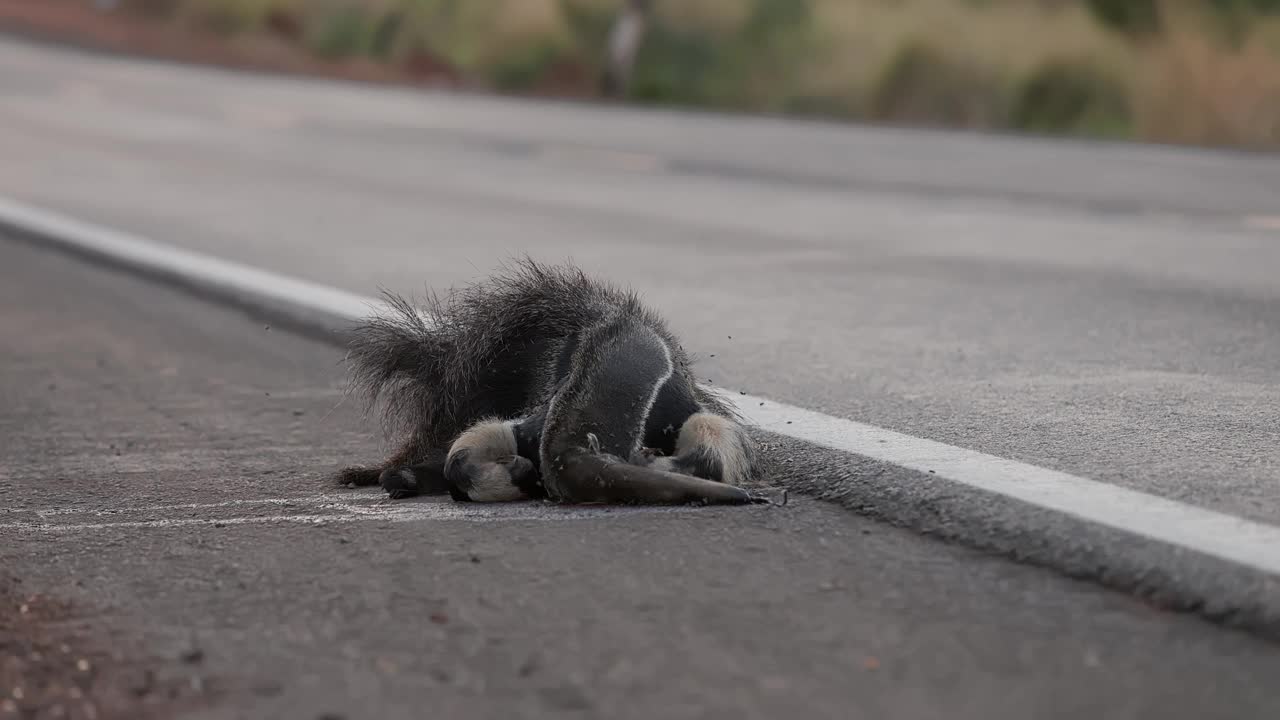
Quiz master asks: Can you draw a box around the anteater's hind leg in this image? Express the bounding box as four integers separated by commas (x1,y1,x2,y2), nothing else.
536,315,775,506
638,412,756,487
550,436,769,506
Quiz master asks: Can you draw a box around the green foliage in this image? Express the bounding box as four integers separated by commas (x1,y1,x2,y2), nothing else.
736,0,815,106
487,40,564,90
1088,0,1280,42
365,10,403,59
628,24,725,104
870,40,1006,127
1085,0,1161,37
1206,0,1280,46
1209,0,1280,15
304,4,378,59
626,0,818,109
1010,59,1131,137
740,0,809,42
558,0,614,59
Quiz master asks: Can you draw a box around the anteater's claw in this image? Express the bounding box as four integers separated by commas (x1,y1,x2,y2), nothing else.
748,488,789,506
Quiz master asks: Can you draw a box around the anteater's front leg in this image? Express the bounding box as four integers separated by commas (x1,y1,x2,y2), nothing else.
637,412,757,487
427,417,544,502
549,436,771,506
378,458,451,499
337,433,438,488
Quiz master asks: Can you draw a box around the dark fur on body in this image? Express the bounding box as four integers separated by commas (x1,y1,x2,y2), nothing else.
337,257,764,503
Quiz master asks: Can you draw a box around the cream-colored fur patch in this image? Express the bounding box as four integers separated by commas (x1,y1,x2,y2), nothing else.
467,465,528,502
676,413,749,484
450,419,518,462
448,419,525,503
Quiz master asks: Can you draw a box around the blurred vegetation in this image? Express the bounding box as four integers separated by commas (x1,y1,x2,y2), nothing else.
105,0,1280,148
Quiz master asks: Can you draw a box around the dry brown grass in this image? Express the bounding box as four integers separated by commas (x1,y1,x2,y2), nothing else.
1136,20,1280,146
798,0,1280,147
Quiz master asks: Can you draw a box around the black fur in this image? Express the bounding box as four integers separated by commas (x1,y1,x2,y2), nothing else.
378,460,451,499
337,257,760,500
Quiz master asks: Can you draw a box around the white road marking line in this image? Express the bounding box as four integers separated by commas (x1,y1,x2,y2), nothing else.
0,196,376,320
34,493,360,517
5,514,355,533
2,496,696,533
3,196,1280,576
718,389,1280,576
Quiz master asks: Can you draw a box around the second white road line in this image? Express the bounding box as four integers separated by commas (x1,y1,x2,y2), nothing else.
3,493,708,533
3,195,1280,578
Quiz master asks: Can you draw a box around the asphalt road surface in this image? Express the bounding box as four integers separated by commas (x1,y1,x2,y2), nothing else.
4,226,1280,719
3,33,1280,719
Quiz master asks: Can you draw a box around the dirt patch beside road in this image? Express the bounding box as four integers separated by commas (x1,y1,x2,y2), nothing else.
0,574,214,720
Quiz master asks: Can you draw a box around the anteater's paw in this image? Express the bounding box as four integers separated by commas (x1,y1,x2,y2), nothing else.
498,455,536,482
379,467,420,500
629,448,676,473
337,465,383,488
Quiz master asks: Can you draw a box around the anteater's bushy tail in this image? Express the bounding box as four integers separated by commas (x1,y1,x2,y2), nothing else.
344,290,455,448
342,257,623,453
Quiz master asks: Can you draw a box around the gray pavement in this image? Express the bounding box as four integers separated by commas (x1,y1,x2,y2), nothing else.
0,35,1277,532
4,232,1280,720
4,33,1280,717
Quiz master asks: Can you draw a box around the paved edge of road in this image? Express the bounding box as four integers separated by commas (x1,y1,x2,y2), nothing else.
3,194,1278,643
